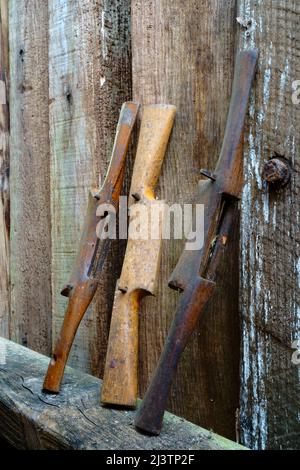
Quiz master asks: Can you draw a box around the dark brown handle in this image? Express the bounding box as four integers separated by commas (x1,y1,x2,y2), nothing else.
135,50,258,434
216,49,258,196
135,277,214,435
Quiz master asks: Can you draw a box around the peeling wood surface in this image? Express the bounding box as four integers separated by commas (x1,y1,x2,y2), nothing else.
0,338,245,450
132,0,240,440
49,0,131,376
9,0,52,354
0,0,9,337
237,0,300,450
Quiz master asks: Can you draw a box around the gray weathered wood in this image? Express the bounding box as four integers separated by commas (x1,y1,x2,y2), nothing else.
0,0,9,338
49,0,131,377
9,0,52,354
237,0,300,450
132,0,240,440
0,338,246,450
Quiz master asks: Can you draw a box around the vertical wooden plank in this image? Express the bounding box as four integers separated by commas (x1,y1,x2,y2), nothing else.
132,0,239,439
49,0,131,375
237,0,300,449
9,0,52,354
0,0,9,337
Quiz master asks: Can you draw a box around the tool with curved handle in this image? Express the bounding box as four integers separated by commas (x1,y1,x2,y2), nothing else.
43,101,139,393
101,104,176,407
135,49,258,435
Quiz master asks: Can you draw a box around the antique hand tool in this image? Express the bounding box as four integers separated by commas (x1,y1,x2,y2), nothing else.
101,104,176,408
43,101,139,393
135,49,258,435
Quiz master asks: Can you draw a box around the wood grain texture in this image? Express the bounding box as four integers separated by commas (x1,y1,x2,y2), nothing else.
0,338,246,450
237,0,300,450
0,0,9,337
9,0,52,354
49,0,131,377
132,0,240,440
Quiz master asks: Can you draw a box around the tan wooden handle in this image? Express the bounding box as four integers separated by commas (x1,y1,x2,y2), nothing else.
129,104,176,202
101,103,176,408
101,287,140,407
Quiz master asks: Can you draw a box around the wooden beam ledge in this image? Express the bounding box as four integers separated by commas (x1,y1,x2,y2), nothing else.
0,338,246,450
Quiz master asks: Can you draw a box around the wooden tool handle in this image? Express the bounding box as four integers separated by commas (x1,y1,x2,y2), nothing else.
43,102,139,393
216,49,258,196
43,281,97,393
135,202,239,435
129,104,176,202
101,288,140,407
101,103,176,407
102,101,140,200
135,277,215,435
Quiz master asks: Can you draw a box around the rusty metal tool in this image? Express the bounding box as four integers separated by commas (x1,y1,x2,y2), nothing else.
43,101,139,393
101,104,176,408
134,49,258,435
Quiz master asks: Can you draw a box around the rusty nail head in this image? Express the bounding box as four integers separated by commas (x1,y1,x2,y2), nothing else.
261,157,291,187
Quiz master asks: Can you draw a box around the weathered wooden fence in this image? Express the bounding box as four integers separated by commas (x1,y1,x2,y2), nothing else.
0,0,299,449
